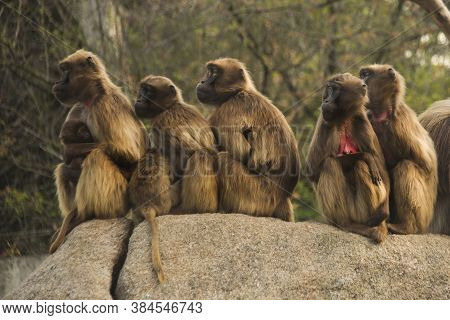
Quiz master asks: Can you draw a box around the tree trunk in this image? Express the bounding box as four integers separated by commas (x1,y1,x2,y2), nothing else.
410,0,450,39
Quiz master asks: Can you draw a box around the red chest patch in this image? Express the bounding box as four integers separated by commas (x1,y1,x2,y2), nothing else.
338,128,359,155
83,95,98,109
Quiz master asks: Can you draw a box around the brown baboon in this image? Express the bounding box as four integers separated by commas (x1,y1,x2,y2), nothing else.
306,73,389,242
134,75,218,213
196,58,300,222
59,119,95,185
360,64,438,234
418,100,449,234
51,118,96,247
50,49,145,253
128,148,173,283
128,75,218,282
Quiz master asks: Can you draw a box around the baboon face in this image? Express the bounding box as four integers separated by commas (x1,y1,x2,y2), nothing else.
60,121,92,144
359,64,403,110
76,124,92,142
196,58,246,106
134,76,177,118
53,50,103,105
321,73,368,123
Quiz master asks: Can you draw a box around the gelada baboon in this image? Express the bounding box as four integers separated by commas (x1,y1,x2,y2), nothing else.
51,116,97,249
418,100,449,235
51,49,145,253
196,58,300,222
360,64,438,234
59,119,95,185
134,75,218,213
306,73,389,242
128,148,173,283
129,75,218,282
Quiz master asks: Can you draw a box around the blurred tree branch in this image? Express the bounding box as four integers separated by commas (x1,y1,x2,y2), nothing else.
409,0,450,39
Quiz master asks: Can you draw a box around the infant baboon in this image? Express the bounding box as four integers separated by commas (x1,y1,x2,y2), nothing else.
306,73,389,242
360,64,437,234
59,119,95,185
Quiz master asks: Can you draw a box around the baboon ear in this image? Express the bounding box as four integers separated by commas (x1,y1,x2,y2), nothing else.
388,67,396,79
86,56,96,68
239,68,245,80
169,85,177,96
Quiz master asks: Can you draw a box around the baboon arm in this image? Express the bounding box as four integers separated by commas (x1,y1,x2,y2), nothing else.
353,115,384,184
61,164,82,181
409,140,436,174
353,115,381,154
246,125,285,174
164,127,207,155
306,119,331,183
220,128,252,163
391,117,435,173
360,153,383,185
95,96,145,164
63,143,98,164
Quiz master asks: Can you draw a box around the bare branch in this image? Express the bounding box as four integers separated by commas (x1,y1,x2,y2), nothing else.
409,0,450,39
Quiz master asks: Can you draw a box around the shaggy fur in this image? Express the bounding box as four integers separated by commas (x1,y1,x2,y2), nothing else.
306,73,389,242
418,100,449,234
360,64,438,234
198,58,300,222
130,75,218,282
51,50,145,253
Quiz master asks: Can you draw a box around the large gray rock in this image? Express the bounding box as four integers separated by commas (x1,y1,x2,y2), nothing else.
116,214,449,299
5,219,132,300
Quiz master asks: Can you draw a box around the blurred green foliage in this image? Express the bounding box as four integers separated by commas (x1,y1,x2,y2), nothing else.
0,0,448,255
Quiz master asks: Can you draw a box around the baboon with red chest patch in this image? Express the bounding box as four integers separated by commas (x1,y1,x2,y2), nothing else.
306,73,389,242
360,64,437,234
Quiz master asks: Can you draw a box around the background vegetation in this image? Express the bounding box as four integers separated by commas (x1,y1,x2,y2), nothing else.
0,0,448,256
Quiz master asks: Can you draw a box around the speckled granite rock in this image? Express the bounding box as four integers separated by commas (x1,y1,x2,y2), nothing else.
115,214,450,299
5,218,132,300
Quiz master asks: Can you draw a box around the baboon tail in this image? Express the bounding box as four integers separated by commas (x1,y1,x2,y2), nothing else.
144,208,166,283
49,208,76,254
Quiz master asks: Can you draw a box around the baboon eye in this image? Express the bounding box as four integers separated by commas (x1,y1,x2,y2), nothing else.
359,70,371,79
207,68,217,78
326,85,333,96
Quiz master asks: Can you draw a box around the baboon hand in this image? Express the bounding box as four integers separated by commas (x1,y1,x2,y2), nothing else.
368,163,382,185
247,151,273,175
361,153,382,185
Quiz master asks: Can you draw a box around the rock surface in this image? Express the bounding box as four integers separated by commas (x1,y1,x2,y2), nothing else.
4,214,449,300
116,214,449,299
5,219,132,300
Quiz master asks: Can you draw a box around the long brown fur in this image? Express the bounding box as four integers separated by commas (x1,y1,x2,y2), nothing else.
134,75,218,213
129,75,218,283
197,58,300,222
306,73,389,242
128,149,173,283
360,64,438,234
51,49,145,252
50,118,94,254
418,99,449,234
